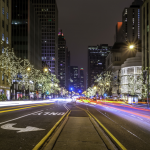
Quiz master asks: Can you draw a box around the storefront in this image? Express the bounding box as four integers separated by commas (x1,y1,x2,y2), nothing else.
0,86,10,100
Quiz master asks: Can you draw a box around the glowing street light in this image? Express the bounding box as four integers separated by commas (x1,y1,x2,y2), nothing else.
94,86,96,90
44,68,48,73
129,45,135,49
27,67,31,71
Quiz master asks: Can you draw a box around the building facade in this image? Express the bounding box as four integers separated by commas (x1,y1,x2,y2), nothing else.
58,30,67,88
88,44,112,87
66,49,70,90
11,0,42,100
31,0,58,76
105,42,137,97
0,0,12,99
12,0,42,70
122,0,143,42
80,68,84,92
70,66,80,92
142,0,150,69
116,22,123,43
121,52,142,100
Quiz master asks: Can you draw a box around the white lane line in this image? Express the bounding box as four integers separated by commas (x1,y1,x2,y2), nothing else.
0,110,43,125
96,109,146,143
137,117,143,120
63,104,69,111
120,126,146,143
97,110,117,123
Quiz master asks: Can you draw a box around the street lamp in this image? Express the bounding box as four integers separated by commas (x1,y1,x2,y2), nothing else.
27,67,31,71
44,67,48,73
129,45,135,49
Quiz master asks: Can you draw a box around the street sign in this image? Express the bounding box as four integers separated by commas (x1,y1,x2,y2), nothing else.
1,123,45,133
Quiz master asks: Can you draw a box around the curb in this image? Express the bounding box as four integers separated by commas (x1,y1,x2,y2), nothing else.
32,110,71,150
89,117,117,150
43,116,69,150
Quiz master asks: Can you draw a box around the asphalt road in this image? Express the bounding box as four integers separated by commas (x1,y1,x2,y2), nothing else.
1,101,150,150
77,102,150,150
0,101,68,150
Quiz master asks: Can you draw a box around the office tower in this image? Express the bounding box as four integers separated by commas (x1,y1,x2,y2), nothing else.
86,73,88,90
0,0,12,99
142,0,150,69
11,0,42,70
31,0,58,76
58,30,67,88
116,22,123,43
70,66,80,92
122,0,143,42
66,49,70,90
0,0,11,53
80,68,84,92
88,44,112,87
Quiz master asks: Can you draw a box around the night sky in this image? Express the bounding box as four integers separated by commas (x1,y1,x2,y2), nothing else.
56,0,133,76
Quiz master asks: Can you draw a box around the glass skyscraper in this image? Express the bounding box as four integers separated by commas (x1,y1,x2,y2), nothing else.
31,0,58,76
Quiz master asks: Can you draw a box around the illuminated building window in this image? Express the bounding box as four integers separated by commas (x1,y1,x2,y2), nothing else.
7,12,8,19
2,74,4,81
2,47,4,53
2,33,4,41
6,37,8,44
2,7,4,15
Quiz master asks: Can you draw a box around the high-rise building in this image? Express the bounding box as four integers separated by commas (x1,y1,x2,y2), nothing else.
66,49,70,90
0,0,12,99
11,0,42,70
58,30,67,88
80,68,84,92
116,22,123,43
70,66,80,92
122,0,143,42
0,0,11,53
31,0,58,76
88,44,112,87
142,0,150,69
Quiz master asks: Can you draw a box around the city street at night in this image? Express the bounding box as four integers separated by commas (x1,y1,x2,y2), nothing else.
1,0,150,149
0,100,150,150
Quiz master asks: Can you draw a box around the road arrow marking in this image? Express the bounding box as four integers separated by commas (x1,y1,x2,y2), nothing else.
1,123,45,133
32,112,66,115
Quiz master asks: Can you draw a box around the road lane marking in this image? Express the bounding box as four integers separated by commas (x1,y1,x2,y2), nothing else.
0,110,43,125
63,104,69,110
32,112,66,116
76,105,127,150
1,123,45,133
33,110,71,150
0,103,53,114
96,109,146,143
0,103,49,111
